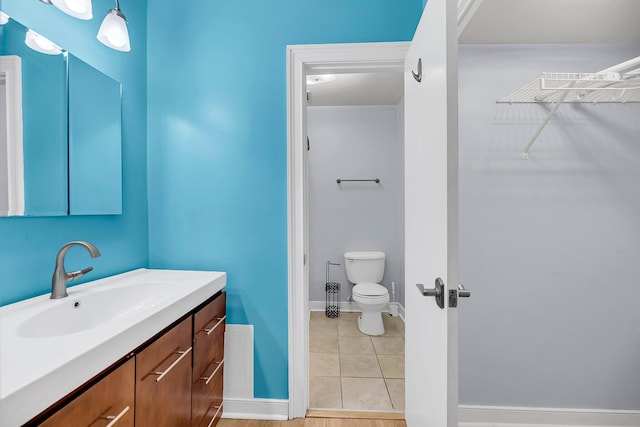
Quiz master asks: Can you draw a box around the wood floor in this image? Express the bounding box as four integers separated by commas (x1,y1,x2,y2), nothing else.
218,411,406,427
217,419,406,427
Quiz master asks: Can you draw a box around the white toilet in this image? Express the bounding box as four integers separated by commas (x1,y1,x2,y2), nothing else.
344,251,389,336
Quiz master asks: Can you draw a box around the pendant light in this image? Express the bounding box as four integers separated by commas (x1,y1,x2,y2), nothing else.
50,0,93,20
25,29,63,55
0,11,9,25
97,0,130,52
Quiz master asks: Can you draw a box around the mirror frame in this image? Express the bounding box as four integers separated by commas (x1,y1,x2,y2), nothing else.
0,55,24,216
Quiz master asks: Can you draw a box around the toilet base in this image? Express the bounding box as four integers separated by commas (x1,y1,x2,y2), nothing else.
358,311,385,336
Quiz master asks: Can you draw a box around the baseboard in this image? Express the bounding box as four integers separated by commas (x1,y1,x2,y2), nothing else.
221,399,640,424
459,404,640,426
222,397,289,420
396,302,405,321
309,301,406,320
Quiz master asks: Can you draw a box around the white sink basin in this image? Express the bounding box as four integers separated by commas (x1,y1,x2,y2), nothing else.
0,268,226,427
17,282,176,338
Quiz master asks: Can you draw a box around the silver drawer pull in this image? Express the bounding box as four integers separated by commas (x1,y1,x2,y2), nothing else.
199,359,224,385
203,316,226,336
100,406,130,427
206,405,223,427
151,347,192,382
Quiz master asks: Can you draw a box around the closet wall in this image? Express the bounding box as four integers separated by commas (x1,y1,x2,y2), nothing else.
458,44,640,409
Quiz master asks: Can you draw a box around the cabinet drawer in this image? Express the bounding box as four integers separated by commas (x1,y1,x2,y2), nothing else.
192,293,226,427
193,322,224,382
194,373,224,427
194,292,226,336
135,316,193,427
193,293,226,380
41,358,134,427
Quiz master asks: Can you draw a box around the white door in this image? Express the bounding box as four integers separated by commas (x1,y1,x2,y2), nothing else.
404,0,461,425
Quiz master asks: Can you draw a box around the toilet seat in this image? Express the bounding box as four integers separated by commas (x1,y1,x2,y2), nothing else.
353,283,389,299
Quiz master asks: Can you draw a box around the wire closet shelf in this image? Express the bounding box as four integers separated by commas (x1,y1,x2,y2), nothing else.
498,70,640,104
496,56,640,159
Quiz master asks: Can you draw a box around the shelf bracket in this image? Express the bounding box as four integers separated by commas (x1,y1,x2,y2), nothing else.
522,81,575,159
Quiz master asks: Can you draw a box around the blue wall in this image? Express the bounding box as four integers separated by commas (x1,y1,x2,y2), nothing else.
0,0,421,402
147,1,422,399
0,0,148,305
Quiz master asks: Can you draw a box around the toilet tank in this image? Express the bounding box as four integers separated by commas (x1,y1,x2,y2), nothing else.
344,251,386,284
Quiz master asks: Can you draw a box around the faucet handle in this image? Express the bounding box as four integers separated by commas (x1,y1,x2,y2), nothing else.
67,266,94,281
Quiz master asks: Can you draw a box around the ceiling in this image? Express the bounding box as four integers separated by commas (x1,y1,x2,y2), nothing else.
459,0,640,44
307,0,640,107
306,72,404,107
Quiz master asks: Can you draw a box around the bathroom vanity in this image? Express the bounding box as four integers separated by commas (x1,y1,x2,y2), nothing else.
0,269,226,427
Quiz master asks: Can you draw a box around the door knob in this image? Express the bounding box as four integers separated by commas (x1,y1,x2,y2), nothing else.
458,284,471,298
449,283,471,307
416,277,445,309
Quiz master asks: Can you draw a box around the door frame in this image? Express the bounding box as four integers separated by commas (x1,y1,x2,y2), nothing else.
286,42,409,419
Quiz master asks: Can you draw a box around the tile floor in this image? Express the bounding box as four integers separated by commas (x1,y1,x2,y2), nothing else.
309,311,405,412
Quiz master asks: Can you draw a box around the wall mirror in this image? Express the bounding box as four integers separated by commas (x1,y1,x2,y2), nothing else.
0,15,122,216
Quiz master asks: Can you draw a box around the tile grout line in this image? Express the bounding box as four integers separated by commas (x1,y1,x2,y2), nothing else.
309,312,404,412
373,338,396,410
338,350,344,410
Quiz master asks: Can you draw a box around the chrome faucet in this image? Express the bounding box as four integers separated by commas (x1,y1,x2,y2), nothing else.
51,241,101,299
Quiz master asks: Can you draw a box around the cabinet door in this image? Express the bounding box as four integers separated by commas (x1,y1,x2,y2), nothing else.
40,358,134,427
136,316,193,427
192,292,226,427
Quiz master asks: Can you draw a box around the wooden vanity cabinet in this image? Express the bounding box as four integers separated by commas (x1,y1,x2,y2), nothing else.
39,358,135,427
135,316,193,427
192,292,226,427
31,291,226,427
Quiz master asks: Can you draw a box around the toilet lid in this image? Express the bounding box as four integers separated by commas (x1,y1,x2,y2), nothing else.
353,283,388,297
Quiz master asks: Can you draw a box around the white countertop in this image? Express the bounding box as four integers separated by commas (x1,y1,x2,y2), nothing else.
0,268,226,426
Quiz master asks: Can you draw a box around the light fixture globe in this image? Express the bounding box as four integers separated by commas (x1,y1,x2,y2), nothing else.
0,11,9,25
50,0,93,20
306,74,337,85
25,29,63,55
97,8,130,52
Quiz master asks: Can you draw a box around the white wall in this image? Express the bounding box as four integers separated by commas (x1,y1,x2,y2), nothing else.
307,105,405,306
458,44,640,410
0,83,9,214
